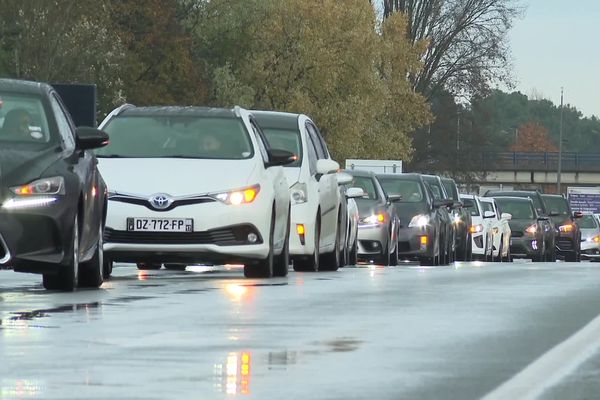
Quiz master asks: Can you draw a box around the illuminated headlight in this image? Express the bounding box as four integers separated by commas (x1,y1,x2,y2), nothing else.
559,224,574,233
290,182,307,205
409,214,429,228
2,197,58,209
214,185,260,205
10,176,65,196
587,235,600,243
452,213,461,224
360,213,385,225
469,224,484,234
525,224,537,235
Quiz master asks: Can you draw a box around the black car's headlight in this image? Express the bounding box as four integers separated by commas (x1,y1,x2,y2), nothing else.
10,176,65,196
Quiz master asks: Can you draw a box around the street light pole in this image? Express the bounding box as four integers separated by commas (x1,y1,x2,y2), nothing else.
456,109,461,169
557,88,564,193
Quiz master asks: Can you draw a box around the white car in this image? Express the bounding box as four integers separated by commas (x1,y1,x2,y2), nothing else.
253,111,345,271
479,197,512,261
460,194,490,260
96,105,293,278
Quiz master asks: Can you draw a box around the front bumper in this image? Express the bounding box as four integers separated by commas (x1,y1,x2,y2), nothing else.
287,201,317,257
0,198,75,272
396,226,435,259
555,233,579,255
104,196,272,264
357,223,389,257
509,235,543,259
581,240,600,259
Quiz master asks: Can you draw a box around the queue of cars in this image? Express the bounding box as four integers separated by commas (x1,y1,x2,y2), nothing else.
2,78,600,292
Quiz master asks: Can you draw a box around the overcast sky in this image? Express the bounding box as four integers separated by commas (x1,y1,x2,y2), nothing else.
508,0,600,118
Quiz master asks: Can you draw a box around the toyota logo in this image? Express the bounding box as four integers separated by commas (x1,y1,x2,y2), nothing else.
149,193,173,210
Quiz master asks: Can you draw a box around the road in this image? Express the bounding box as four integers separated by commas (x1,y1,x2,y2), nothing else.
2,261,600,400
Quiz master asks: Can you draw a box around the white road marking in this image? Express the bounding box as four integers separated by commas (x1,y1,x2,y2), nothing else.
482,311,600,400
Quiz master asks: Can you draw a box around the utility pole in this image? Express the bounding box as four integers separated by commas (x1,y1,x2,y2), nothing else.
456,109,461,169
557,88,564,193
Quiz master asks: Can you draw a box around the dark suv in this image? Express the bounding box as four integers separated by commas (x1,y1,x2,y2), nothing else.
421,175,457,264
484,190,556,261
441,177,472,261
541,194,583,261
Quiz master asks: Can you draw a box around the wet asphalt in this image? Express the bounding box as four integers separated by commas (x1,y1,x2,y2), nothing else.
1,261,600,400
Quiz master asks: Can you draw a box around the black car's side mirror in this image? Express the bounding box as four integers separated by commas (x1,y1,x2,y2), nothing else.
387,194,402,203
433,199,453,208
452,201,463,209
573,211,584,219
266,149,297,168
537,216,550,221
549,210,560,217
76,127,109,150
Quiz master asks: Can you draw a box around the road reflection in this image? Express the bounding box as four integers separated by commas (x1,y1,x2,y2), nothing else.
214,351,252,395
1,379,44,398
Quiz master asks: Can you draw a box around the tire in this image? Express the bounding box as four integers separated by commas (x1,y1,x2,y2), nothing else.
439,232,447,265
245,212,275,278
137,263,162,270
164,264,187,271
349,237,358,266
79,224,104,288
496,237,504,263
103,259,113,279
390,238,399,266
273,211,290,277
376,240,390,266
294,218,320,272
320,217,341,271
420,256,434,266
43,215,80,291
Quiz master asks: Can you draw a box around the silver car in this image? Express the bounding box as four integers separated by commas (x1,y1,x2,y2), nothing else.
579,214,600,261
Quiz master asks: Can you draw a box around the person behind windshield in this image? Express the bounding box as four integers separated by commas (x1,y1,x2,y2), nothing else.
198,133,222,154
2,108,34,140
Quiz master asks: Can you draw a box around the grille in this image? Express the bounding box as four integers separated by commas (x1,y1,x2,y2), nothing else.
556,239,573,251
105,225,261,246
511,231,524,238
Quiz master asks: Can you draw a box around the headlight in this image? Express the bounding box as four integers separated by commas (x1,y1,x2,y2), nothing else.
360,213,386,225
559,224,574,233
10,176,65,196
214,185,260,205
452,213,461,224
469,224,484,234
525,224,537,235
409,214,429,228
290,182,307,204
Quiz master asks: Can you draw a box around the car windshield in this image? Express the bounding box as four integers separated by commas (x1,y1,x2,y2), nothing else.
579,215,598,229
494,198,535,219
379,179,423,203
350,176,378,200
261,128,302,167
0,92,52,145
462,198,480,216
542,196,569,216
97,116,253,159
442,180,459,201
425,181,443,200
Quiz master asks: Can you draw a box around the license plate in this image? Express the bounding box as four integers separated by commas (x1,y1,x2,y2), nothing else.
127,217,193,232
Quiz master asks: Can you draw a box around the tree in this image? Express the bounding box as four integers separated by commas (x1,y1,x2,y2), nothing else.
510,122,557,152
380,0,522,99
194,0,431,161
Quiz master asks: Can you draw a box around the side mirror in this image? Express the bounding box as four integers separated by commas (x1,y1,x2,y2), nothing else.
316,159,340,175
346,187,365,199
483,211,496,219
433,199,453,208
537,216,550,221
266,149,297,167
452,201,463,209
387,194,402,203
76,127,109,150
549,210,560,217
573,211,584,219
501,212,512,221
336,172,353,186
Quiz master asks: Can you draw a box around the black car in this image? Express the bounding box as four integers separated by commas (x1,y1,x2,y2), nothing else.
492,196,553,262
0,79,109,290
484,190,556,261
421,174,456,264
378,173,449,266
541,194,583,261
345,170,400,265
441,177,472,261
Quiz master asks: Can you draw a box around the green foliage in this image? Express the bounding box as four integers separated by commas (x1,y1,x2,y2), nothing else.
193,0,431,162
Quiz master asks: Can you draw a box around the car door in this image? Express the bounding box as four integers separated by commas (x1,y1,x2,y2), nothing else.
249,118,288,249
305,121,338,248
49,91,100,254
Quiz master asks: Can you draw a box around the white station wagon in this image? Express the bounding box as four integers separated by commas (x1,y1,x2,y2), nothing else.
96,105,294,278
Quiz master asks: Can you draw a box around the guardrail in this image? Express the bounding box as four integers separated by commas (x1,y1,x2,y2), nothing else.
477,152,600,172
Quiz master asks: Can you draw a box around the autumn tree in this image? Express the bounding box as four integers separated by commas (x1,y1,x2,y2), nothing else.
193,0,431,161
510,122,558,152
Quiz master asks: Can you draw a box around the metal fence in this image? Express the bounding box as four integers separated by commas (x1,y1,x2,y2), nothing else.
475,152,600,172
